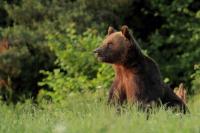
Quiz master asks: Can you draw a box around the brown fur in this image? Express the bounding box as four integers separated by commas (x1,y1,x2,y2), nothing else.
0,79,7,88
0,38,9,93
94,25,188,113
174,83,187,104
0,38,9,53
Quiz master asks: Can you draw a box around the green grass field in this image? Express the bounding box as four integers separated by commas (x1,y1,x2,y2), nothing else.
0,92,200,133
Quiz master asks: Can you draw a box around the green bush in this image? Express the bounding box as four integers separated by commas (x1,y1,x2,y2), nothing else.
147,0,200,91
0,25,56,102
191,64,200,93
38,27,114,102
0,0,200,103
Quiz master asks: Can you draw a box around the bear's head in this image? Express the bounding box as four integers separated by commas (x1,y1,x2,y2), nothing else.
94,25,141,65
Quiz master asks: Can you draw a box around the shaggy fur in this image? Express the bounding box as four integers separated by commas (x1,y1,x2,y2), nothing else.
94,25,188,113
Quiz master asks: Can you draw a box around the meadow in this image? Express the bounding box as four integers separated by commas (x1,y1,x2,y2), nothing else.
1,92,200,133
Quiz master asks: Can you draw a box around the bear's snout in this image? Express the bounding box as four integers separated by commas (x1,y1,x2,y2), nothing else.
93,47,108,62
93,47,105,57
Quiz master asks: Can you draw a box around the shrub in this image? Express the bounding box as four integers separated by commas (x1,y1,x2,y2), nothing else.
0,25,56,102
191,64,200,93
147,0,200,91
38,27,114,102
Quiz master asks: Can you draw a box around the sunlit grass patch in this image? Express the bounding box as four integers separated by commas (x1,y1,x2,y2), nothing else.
0,92,200,133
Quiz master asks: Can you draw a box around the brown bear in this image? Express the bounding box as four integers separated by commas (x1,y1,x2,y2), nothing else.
94,25,188,113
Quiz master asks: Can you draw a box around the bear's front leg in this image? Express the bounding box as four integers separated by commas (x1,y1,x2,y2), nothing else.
108,87,127,105
107,87,114,104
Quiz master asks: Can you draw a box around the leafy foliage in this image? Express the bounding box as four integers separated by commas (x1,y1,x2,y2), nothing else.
191,64,200,93
38,26,113,102
147,0,200,90
0,0,199,102
0,26,55,102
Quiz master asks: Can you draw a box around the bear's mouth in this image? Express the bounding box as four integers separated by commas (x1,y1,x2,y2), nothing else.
97,56,106,61
95,53,104,61
94,53,107,62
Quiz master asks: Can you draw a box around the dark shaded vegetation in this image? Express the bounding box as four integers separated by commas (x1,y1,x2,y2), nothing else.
0,0,199,103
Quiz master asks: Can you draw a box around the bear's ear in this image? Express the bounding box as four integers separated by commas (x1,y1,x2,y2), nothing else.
107,26,115,35
121,25,131,40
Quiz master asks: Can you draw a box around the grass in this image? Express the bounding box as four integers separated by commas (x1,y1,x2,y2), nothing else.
0,91,200,133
